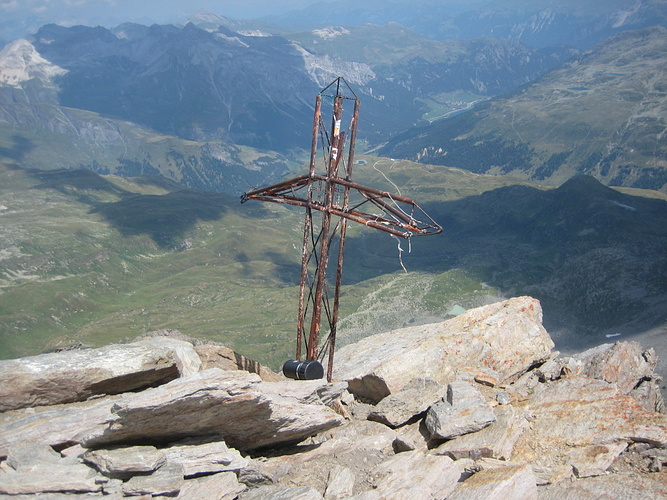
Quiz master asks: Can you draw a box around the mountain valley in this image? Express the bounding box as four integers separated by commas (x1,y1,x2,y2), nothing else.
381,26,667,191
2,160,666,380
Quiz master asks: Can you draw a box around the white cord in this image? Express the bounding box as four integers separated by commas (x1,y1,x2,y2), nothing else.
373,160,402,196
392,234,408,273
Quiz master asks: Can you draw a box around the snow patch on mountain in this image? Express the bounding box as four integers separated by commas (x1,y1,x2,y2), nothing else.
312,26,350,40
214,32,249,48
292,43,375,88
0,39,67,87
238,30,271,37
611,200,637,211
612,0,643,28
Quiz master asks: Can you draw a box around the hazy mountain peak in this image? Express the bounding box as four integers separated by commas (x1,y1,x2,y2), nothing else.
186,8,265,36
0,38,67,87
111,23,152,41
188,9,235,26
555,174,617,197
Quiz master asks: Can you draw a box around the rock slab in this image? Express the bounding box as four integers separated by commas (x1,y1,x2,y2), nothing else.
81,368,344,451
448,464,538,500
425,380,496,440
334,297,554,403
0,337,201,411
368,377,445,428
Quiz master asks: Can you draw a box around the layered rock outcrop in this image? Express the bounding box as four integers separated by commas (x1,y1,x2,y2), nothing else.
1,296,666,498
333,297,555,403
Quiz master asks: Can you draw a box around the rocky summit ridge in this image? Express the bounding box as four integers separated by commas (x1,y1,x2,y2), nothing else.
1,297,667,499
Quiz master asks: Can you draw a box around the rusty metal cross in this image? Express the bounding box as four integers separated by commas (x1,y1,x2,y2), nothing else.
242,77,442,381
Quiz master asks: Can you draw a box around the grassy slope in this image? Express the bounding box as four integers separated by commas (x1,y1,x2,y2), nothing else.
3,157,666,371
0,165,292,365
0,160,510,369
0,105,294,196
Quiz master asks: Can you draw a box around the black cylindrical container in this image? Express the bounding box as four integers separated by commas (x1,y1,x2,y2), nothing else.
282,359,324,380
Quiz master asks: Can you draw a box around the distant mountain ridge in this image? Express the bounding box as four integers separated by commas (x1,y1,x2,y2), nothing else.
0,19,574,192
380,26,667,191
286,22,574,97
0,3,665,193
0,29,295,195
265,0,667,49
26,21,573,150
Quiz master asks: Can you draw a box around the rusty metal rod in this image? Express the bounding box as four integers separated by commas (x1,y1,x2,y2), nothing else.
306,95,343,360
296,94,322,360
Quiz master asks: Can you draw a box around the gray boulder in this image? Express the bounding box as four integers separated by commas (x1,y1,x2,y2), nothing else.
368,377,446,428
572,342,657,394
163,437,249,477
324,465,356,499
83,445,166,479
0,397,116,456
121,461,185,497
510,376,667,482
434,404,529,461
0,370,344,456
425,380,496,440
177,471,247,500
448,463,538,500
0,442,106,496
334,297,554,403
0,337,201,411
350,451,473,499
239,485,324,499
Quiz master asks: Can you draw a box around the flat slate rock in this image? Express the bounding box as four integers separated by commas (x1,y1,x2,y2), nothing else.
239,485,324,500
448,464,537,500
348,451,472,500
434,404,529,461
177,471,247,500
81,368,344,451
0,337,201,411
0,442,106,496
163,437,249,477
83,445,166,478
368,377,445,428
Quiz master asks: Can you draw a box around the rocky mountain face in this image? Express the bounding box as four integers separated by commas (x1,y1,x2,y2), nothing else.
27,20,572,149
0,37,292,196
287,22,574,99
2,298,667,498
2,5,665,193
30,22,318,151
380,26,667,191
